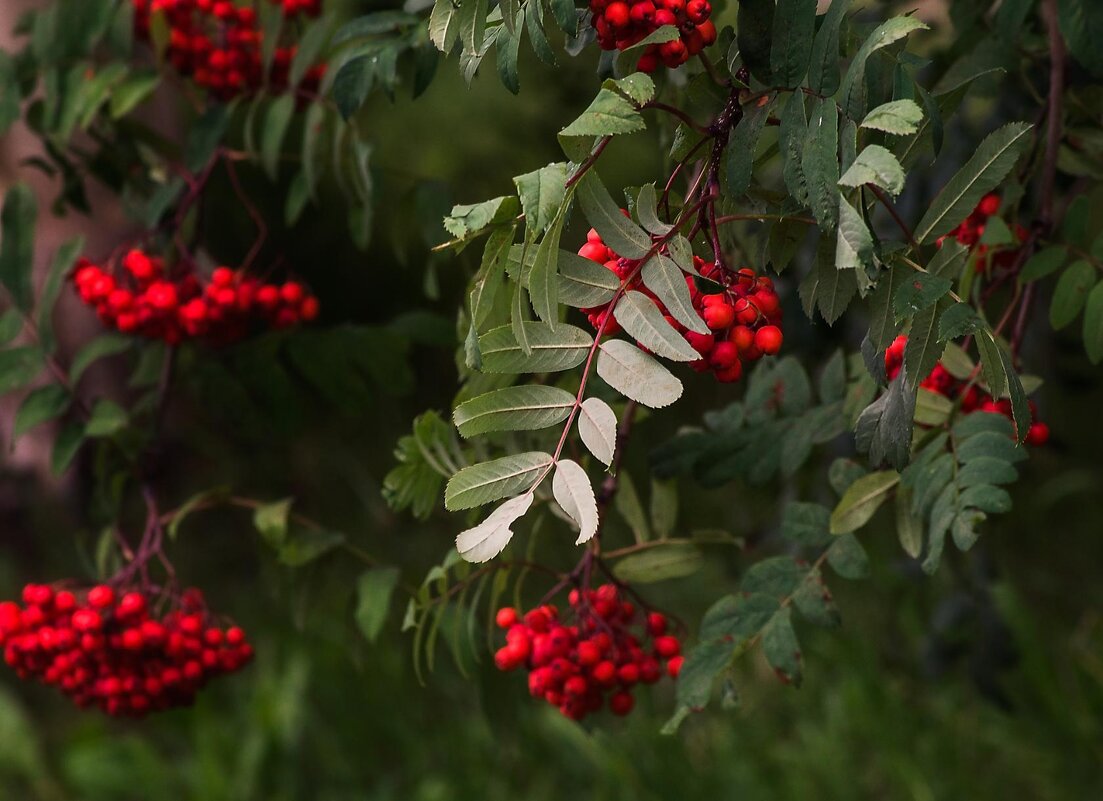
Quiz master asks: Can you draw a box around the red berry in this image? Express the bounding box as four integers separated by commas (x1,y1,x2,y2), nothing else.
609,690,634,716
495,608,519,629
754,325,783,355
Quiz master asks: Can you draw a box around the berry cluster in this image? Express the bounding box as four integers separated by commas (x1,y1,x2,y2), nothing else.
72,249,319,345
132,0,326,101
579,230,784,383
0,583,252,717
590,0,717,71
885,336,1049,445
493,584,682,722
939,193,1028,273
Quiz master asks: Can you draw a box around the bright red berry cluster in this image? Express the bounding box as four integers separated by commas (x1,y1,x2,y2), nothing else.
885,335,1049,446
0,583,252,717
939,193,1028,274
590,0,717,71
579,229,784,383
493,584,682,722
72,249,319,345
132,0,325,101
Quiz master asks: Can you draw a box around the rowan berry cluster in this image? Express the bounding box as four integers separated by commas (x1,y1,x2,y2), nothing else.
885,335,1049,445
72,249,319,345
590,0,717,71
579,230,784,383
493,584,682,721
939,193,1028,274
0,583,252,717
132,0,326,101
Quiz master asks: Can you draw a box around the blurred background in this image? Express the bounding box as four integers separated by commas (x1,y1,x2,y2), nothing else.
1,1,1101,799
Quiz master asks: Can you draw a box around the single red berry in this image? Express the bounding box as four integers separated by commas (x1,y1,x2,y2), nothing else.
609,690,635,716
495,607,519,629
87,585,115,609
667,655,684,677
754,325,783,355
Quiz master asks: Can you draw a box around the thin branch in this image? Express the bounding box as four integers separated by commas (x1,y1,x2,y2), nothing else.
869,185,919,251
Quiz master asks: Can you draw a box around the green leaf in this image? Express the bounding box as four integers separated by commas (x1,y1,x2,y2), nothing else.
0,347,44,396
914,123,1033,244
445,452,553,511
253,498,293,548
726,99,771,198
612,542,704,584
279,528,346,567
613,291,700,362
762,608,803,686
453,385,575,438
553,459,598,544
1083,281,1103,364
36,236,84,355
290,18,330,86
940,342,975,379
578,397,617,467
355,567,401,643
855,374,916,470
802,98,840,230
779,93,809,204
893,272,952,321
1019,245,1066,283
13,384,69,438
781,502,832,547
835,196,874,270
674,637,732,711
641,256,708,334
1049,261,1095,329
528,214,563,327
185,105,229,172
261,95,295,180
513,163,567,236
596,339,683,408
650,479,678,540
444,196,520,242
456,492,533,562
838,145,905,195
109,70,160,118
914,388,953,426
0,310,21,346
939,302,982,340
1058,0,1103,78
51,421,85,475
895,487,924,558
840,16,929,120
576,173,652,259
807,0,851,95
613,471,650,542
975,328,1007,399
477,323,592,373
903,301,944,386
636,184,672,236
700,592,781,641
770,0,817,87
742,557,804,598
559,86,646,138
84,399,128,438
861,99,924,135
826,533,869,578
495,14,522,93
830,470,900,534
799,237,857,324
793,570,841,628
332,55,373,120
69,333,132,384
0,184,37,311
737,0,776,84
867,266,904,349
428,0,462,52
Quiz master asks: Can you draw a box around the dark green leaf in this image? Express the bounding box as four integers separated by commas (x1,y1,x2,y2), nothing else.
0,184,37,311
355,567,401,642
13,384,69,438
